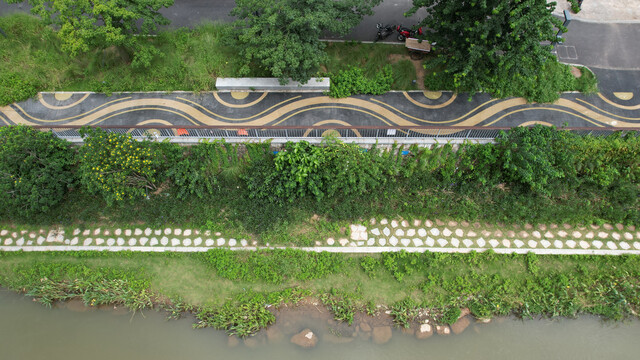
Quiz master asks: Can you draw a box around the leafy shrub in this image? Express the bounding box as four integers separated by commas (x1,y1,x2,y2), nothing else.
330,65,393,98
360,256,379,278
166,140,244,199
495,125,577,196
0,73,38,105
0,126,75,217
78,127,160,204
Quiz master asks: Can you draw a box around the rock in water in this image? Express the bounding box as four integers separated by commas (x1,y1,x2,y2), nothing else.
416,323,433,339
372,326,392,344
291,329,318,348
451,316,471,334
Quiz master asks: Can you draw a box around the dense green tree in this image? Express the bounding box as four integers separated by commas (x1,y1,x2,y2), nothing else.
0,126,76,217
231,0,382,83
5,0,174,67
407,0,564,97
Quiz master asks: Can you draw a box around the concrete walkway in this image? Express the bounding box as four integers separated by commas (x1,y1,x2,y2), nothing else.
2,219,638,256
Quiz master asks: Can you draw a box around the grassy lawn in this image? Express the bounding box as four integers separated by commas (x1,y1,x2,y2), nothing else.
1,250,638,328
0,14,418,105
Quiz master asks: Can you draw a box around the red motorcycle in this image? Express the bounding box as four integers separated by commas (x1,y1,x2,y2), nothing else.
396,25,423,41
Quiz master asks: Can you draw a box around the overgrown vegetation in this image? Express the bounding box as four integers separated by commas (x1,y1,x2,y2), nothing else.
1,126,638,241
1,250,639,336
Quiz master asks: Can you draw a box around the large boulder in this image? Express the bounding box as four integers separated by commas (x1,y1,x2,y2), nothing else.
360,321,372,332
416,323,433,339
451,316,471,335
291,329,318,348
372,326,392,344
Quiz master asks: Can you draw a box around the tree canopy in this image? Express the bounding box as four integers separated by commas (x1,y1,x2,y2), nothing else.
231,0,382,83
6,0,174,67
407,0,564,98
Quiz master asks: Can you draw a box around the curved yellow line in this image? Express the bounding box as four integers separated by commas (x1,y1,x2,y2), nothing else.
484,107,603,127
177,96,301,121
518,121,553,127
402,91,457,109
555,99,637,127
13,97,132,122
575,99,640,121
598,93,640,110
0,106,35,126
370,98,499,124
136,119,174,126
38,93,90,110
92,107,199,126
272,106,393,126
213,92,268,108
302,120,362,137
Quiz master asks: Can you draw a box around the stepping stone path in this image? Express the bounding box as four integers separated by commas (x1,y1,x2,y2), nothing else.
0,221,638,255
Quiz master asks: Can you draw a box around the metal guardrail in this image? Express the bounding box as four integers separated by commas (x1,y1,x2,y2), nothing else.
31,125,640,145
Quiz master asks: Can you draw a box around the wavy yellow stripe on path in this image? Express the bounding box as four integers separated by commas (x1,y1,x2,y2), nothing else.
575,99,640,121
303,120,362,137
484,107,603,127
213,92,268,108
136,119,174,126
9,97,132,123
38,93,90,110
452,98,528,126
598,93,640,110
370,98,499,124
554,99,637,127
177,96,301,121
402,92,457,108
92,107,199,126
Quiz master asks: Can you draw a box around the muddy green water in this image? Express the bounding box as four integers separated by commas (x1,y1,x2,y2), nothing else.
1,290,639,360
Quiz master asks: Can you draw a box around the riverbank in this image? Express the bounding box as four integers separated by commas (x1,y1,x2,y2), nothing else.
1,249,638,338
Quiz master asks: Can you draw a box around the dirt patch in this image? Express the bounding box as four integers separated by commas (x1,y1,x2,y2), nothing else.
570,66,582,78
388,54,425,90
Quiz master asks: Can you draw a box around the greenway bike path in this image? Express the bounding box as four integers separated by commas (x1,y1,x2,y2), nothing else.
2,90,640,129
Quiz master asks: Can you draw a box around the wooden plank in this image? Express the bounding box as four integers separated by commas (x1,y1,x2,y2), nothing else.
405,38,431,52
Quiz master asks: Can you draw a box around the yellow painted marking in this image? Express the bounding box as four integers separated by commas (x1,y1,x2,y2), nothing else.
40,93,90,110
53,93,73,101
0,106,36,125
302,120,362,137
213,92,268,108
518,121,553,127
575,99,640,121
484,107,603,127
613,92,633,101
598,93,640,110
451,98,528,126
17,97,132,122
230,91,250,100
272,106,393,126
177,96,301,121
92,107,199,126
423,91,442,100
370,98,499,124
403,92,457,109
136,119,174,126
555,99,637,127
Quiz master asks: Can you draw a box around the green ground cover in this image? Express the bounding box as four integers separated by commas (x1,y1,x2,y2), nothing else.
2,126,638,246
1,250,639,336
0,14,416,105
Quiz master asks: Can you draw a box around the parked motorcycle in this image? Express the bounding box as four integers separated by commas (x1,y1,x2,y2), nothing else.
375,23,395,42
396,24,423,41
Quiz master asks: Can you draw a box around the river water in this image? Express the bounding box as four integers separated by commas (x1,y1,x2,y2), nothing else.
1,289,639,360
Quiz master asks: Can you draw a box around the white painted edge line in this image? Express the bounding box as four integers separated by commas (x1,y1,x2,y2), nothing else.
1,246,638,256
